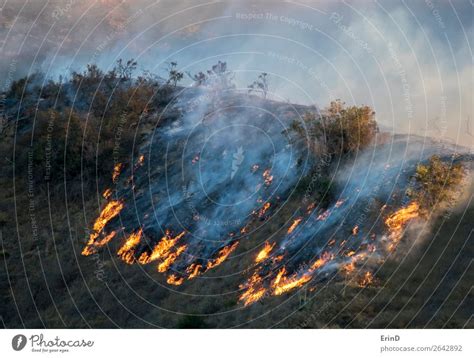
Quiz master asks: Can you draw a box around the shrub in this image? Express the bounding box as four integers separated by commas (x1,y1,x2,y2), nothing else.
290,100,378,158
166,61,183,87
248,72,269,99
409,155,465,209
322,100,378,155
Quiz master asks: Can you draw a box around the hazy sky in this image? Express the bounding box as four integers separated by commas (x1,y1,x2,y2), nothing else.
1,0,472,146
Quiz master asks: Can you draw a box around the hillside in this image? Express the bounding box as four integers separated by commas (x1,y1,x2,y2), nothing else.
0,66,472,328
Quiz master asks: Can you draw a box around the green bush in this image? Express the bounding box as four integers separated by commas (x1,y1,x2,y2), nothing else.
291,100,378,158
410,155,465,209
322,100,378,155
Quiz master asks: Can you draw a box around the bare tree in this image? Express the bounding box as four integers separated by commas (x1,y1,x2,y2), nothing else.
187,71,208,86
116,58,137,80
248,72,269,99
188,61,235,89
166,61,184,87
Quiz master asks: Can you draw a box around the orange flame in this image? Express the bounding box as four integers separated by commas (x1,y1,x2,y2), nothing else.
287,218,302,234
358,271,374,287
317,209,330,221
312,252,332,270
262,169,273,186
342,261,356,274
385,202,420,250
112,163,123,182
102,188,112,199
167,274,184,286
157,245,187,272
207,242,239,269
117,229,143,264
82,200,124,255
255,242,275,263
239,273,266,306
258,202,271,217
138,231,185,264
94,230,117,247
272,267,312,296
186,264,203,279
352,225,359,235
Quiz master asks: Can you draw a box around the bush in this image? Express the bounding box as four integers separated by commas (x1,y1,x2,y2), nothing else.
410,155,465,209
322,100,378,155
290,100,378,158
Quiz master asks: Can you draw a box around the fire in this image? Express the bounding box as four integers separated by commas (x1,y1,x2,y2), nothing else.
317,209,330,221
94,230,117,247
262,169,273,186
272,267,312,296
385,202,420,232
255,242,275,263
385,202,420,250
112,163,123,182
240,252,332,306
335,199,345,208
307,252,332,272
102,188,112,199
167,274,184,286
342,261,356,274
157,245,187,272
138,231,185,264
137,154,145,166
187,264,203,279
287,218,302,234
239,273,266,306
117,229,143,264
352,225,359,235
192,154,200,164
184,242,239,281
258,202,271,217
207,242,239,269
82,200,124,255
358,271,374,287
251,164,259,173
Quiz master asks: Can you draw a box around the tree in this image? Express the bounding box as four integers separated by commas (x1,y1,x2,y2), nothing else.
166,61,184,87
290,100,378,158
115,58,137,80
187,61,235,90
322,100,378,155
409,155,465,209
187,71,208,86
207,61,234,89
248,72,269,99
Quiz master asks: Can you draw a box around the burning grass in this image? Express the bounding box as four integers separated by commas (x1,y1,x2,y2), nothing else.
384,202,420,251
82,200,124,256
